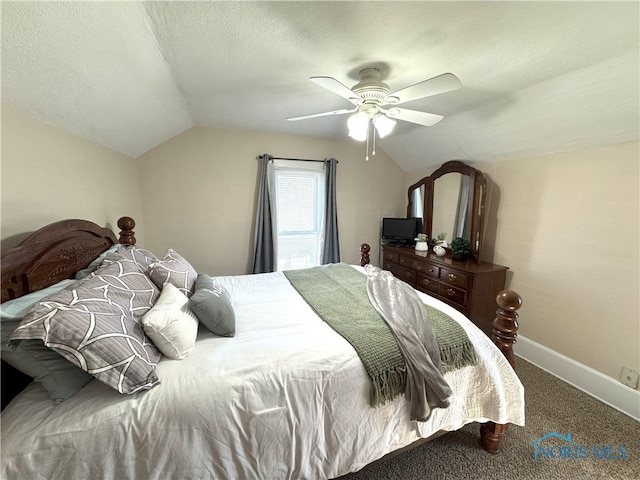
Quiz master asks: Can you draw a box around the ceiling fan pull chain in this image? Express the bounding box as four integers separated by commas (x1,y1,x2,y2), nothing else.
372,125,377,157
365,120,371,161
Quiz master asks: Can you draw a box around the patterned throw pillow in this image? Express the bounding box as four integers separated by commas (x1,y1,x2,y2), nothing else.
148,248,197,297
190,273,236,337
10,258,162,394
109,245,160,274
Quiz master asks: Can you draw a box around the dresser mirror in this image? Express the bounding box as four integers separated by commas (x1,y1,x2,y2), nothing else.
407,160,486,264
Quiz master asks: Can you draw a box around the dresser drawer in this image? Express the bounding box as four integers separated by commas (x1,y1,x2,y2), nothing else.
398,254,431,273
397,254,413,269
438,284,467,307
439,267,470,290
416,273,438,295
383,251,399,264
389,263,417,285
422,263,440,279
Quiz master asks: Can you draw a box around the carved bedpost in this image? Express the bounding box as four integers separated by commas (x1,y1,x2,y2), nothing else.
492,289,522,369
117,217,136,246
480,289,522,454
360,243,371,266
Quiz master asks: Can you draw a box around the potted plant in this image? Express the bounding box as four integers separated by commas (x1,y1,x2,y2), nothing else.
436,232,448,247
414,233,428,251
451,237,471,261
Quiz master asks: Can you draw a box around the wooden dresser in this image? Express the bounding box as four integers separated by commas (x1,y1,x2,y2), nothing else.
381,245,508,337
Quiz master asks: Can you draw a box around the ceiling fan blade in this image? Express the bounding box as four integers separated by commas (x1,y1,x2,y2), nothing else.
385,73,461,105
310,76,363,104
382,107,444,127
287,107,357,122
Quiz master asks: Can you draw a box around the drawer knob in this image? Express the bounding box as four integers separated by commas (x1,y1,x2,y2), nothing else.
422,278,430,285
429,268,436,273
405,271,412,278
448,273,457,282
446,288,456,296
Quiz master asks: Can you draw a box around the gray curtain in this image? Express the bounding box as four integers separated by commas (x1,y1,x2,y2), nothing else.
252,155,277,273
321,157,341,264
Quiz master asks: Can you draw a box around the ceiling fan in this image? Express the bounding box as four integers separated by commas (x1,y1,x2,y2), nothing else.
287,67,461,159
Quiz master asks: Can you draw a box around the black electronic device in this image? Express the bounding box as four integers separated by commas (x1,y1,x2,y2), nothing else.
381,217,422,246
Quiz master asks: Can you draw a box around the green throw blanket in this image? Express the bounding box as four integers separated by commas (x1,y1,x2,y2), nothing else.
284,263,477,407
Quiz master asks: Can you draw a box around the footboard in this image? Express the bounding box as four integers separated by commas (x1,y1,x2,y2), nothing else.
359,243,522,454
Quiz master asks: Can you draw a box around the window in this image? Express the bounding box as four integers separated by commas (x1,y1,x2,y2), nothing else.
274,160,325,271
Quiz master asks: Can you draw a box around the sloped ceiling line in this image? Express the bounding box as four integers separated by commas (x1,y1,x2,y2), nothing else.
1,1,638,170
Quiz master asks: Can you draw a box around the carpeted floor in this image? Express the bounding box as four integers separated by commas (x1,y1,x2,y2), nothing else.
342,358,640,479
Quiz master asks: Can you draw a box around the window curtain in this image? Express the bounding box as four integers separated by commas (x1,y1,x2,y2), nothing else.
321,157,341,264
252,155,277,273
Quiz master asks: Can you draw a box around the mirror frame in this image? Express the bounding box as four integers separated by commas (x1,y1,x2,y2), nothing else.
407,160,486,264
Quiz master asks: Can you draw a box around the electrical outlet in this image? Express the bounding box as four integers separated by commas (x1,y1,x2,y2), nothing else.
620,367,639,389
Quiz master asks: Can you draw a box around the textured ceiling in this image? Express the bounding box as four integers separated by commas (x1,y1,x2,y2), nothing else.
2,1,638,172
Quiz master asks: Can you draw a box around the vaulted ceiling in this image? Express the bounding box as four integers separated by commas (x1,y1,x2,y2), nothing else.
2,1,638,172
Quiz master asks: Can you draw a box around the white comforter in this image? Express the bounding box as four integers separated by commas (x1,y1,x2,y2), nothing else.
1,267,524,480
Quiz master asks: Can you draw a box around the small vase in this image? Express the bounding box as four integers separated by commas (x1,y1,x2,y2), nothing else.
415,241,428,252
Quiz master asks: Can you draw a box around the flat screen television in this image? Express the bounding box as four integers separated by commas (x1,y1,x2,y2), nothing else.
381,217,422,245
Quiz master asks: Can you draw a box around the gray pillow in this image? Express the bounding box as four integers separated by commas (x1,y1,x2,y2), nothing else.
1,279,94,403
10,258,162,394
148,248,198,297
190,274,236,337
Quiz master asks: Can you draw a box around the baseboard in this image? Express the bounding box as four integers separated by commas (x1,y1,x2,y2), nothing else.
515,335,640,421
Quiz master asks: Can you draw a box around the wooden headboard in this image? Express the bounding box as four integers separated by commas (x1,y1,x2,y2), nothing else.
1,217,137,303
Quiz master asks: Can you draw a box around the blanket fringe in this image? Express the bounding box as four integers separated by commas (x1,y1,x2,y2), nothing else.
439,343,478,373
371,342,476,405
371,365,407,407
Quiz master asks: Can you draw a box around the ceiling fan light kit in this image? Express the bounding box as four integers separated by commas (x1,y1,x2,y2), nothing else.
287,67,462,160
347,111,369,141
373,114,396,138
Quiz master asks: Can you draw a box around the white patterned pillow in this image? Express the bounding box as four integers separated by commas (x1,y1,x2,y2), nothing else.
141,283,199,360
10,258,162,394
148,248,197,297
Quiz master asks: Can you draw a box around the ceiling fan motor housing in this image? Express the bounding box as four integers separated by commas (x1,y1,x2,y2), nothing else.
352,68,391,104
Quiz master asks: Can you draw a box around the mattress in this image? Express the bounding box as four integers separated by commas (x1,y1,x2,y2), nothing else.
1,267,524,479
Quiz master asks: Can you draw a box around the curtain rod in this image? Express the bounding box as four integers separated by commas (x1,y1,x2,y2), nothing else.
258,154,337,164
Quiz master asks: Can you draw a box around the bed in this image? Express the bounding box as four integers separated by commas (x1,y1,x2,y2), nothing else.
0,217,524,479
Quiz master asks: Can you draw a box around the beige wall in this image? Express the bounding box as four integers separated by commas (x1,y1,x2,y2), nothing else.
1,104,144,249
481,143,639,380
408,143,640,382
4,103,637,386
136,127,406,275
